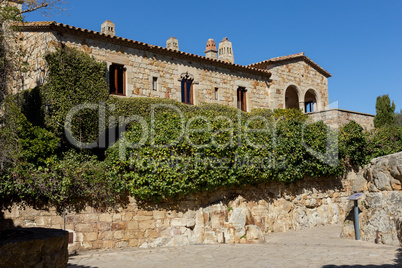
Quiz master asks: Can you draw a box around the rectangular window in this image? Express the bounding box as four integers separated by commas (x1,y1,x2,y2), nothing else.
214,87,219,100
152,77,158,91
181,79,193,104
237,87,247,112
109,63,126,95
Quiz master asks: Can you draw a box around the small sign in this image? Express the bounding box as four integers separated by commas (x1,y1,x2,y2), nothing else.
347,193,364,200
68,232,74,244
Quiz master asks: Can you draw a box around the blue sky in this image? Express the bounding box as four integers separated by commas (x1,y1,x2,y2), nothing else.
25,0,402,115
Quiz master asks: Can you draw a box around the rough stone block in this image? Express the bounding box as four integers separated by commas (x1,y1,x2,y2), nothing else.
153,211,166,220
171,218,186,227
139,220,155,229
113,231,125,240
111,222,127,231
75,224,93,233
128,221,139,230
99,214,113,223
84,232,98,241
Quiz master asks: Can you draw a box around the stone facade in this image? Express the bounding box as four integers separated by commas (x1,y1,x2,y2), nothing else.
6,21,377,129
267,59,329,111
248,53,331,113
13,22,331,115
341,152,402,246
307,109,375,131
1,173,356,253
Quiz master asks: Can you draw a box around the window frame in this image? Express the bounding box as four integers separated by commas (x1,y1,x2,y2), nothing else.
181,79,193,105
237,87,247,112
109,63,126,96
214,87,219,100
305,101,314,113
152,76,158,91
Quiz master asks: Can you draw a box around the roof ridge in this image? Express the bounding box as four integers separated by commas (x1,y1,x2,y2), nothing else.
15,21,272,77
247,52,331,78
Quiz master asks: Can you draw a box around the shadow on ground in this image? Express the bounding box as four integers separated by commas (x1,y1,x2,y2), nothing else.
68,265,98,268
322,247,402,268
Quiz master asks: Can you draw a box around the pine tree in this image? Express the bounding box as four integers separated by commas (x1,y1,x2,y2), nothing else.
395,109,402,126
373,94,396,128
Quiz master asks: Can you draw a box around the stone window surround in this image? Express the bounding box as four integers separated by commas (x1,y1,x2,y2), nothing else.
149,72,161,91
178,72,199,105
303,88,321,112
214,87,219,101
108,62,127,96
235,80,251,112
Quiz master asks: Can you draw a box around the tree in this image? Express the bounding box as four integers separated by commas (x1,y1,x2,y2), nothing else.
0,0,67,99
2,0,67,16
373,94,395,128
395,109,402,126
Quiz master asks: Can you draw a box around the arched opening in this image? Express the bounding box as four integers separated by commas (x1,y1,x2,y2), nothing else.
304,89,317,113
285,85,299,109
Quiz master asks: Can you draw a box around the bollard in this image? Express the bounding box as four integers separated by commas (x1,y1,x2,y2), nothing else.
354,200,360,240
347,193,364,241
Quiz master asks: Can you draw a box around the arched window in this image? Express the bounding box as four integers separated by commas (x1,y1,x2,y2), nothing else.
285,85,299,109
304,89,318,113
180,72,194,105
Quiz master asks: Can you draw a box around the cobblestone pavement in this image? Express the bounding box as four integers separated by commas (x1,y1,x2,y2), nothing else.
68,225,401,268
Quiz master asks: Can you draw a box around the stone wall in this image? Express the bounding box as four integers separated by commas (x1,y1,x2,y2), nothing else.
17,28,271,112
307,108,375,131
341,152,402,246
15,26,329,112
1,174,355,253
14,31,56,92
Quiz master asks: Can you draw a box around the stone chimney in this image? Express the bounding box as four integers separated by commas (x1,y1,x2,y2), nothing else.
218,37,234,64
204,38,218,60
101,20,115,37
166,37,179,51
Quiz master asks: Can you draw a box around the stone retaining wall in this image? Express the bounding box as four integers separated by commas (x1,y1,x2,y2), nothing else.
341,152,402,246
1,174,355,253
2,152,400,252
307,108,375,131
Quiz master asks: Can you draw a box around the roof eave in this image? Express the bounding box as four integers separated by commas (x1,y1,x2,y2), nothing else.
15,22,271,78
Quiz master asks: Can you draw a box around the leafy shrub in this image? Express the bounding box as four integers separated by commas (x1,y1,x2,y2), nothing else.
339,121,368,166
1,150,127,209
366,124,402,159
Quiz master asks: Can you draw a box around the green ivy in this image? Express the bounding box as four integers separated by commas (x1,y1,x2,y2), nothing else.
41,46,108,144
2,46,402,208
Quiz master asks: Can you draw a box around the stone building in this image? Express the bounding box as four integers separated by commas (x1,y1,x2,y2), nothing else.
7,10,374,128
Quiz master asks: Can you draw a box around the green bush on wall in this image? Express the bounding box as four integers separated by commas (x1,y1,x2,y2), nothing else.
1,46,402,208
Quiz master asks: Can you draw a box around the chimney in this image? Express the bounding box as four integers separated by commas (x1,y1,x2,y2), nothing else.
204,38,218,60
101,20,115,37
218,37,234,64
166,37,179,51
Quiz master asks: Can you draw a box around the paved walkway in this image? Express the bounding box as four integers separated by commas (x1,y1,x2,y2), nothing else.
68,225,401,268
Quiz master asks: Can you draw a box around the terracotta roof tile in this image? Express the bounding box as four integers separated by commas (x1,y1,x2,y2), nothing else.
14,21,272,77
248,52,331,78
